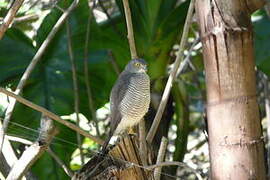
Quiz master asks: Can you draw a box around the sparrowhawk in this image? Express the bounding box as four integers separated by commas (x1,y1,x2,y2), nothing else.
101,58,150,153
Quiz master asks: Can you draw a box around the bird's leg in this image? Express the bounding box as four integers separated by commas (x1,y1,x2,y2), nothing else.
127,127,137,137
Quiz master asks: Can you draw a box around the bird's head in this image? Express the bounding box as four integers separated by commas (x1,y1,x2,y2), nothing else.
125,58,148,73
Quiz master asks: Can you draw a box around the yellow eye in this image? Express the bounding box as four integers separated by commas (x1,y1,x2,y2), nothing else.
134,62,140,67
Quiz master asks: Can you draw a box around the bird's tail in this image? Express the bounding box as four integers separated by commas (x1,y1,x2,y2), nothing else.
99,135,111,157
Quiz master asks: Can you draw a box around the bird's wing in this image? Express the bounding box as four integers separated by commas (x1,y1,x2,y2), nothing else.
109,71,134,136
100,72,133,153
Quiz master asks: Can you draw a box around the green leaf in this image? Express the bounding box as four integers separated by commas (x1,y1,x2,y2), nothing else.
253,13,270,76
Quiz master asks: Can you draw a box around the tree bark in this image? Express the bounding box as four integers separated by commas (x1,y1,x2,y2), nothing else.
195,0,266,179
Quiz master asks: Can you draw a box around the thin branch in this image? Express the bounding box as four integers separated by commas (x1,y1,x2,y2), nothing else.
0,121,15,178
66,20,84,165
98,0,123,37
139,119,147,166
0,0,80,152
0,13,38,24
83,6,101,137
176,36,200,77
5,134,73,177
187,139,207,153
6,135,32,145
265,2,270,18
146,0,195,143
47,147,74,177
0,88,104,145
108,50,120,75
146,161,203,180
7,132,74,177
154,137,168,180
122,0,138,59
7,116,57,180
0,0,24,39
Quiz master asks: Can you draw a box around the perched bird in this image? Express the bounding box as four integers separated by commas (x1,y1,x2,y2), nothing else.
101,58,151,154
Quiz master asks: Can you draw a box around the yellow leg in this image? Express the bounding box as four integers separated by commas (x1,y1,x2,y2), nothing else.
127,127,137,136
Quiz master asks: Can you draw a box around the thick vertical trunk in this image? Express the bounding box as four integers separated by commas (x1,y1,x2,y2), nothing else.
195,0,266,179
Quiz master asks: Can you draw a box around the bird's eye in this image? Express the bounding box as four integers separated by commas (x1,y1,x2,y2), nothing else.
134,63,140,67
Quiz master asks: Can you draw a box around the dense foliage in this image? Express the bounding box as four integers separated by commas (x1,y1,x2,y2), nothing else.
0,0,269,179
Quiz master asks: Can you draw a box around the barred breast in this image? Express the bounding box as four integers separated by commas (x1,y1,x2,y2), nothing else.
116,73,150,134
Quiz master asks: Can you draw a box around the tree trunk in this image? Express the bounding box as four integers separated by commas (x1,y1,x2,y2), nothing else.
195,0,266,179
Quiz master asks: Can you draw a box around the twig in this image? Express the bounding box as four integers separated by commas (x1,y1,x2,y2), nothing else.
98,0,123,37
0,14,38,24
108,50,120,75
146,161,203,180
146,0,195,143
6,135,32,145
0,88,104,145
5,133,74,177
265,1,270,18
6,116,57,180
122,0,138,59
0,0,24,39
187,139,207,153
0,121,17,178
139,119,147,166
83,6,101,137
66,20,84,165
176,36,200,77
47,147,74,177
0,0,80,152
154,137,168,180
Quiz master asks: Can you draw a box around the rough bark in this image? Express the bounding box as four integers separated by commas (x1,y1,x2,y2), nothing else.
195,0,266,179
73,135,154,180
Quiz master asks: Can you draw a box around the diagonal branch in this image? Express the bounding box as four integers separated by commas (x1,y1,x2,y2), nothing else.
0,0,24,40
7,115,57,180
98,0,123,37
47,147,74,177
0,0,80,152
0,88,103,145
154,137,168,180
66,20,84,165
83,4,101,137
146,0,195,143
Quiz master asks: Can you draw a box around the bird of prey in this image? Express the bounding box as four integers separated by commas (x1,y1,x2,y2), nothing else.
101,58,151,154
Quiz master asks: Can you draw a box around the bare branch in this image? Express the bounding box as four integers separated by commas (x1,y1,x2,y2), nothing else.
83,7,101,136
154,137,168,180
146,161,203,180
7,133,74,177
139,119,147,166
108,50,120,75
0,88,104,145
122,0,138,59
0,0,24,39
98,0,123,37
6,135,32,145
0,120,18,178
265,1,270,18
146,0,195,143
66,20,84,165
47,147,74,177
0,13,38,24
176,36,200,77
7,116,57,180
0,0,80,152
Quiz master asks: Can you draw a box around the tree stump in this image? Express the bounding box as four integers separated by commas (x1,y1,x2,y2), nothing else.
73,135,153,180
